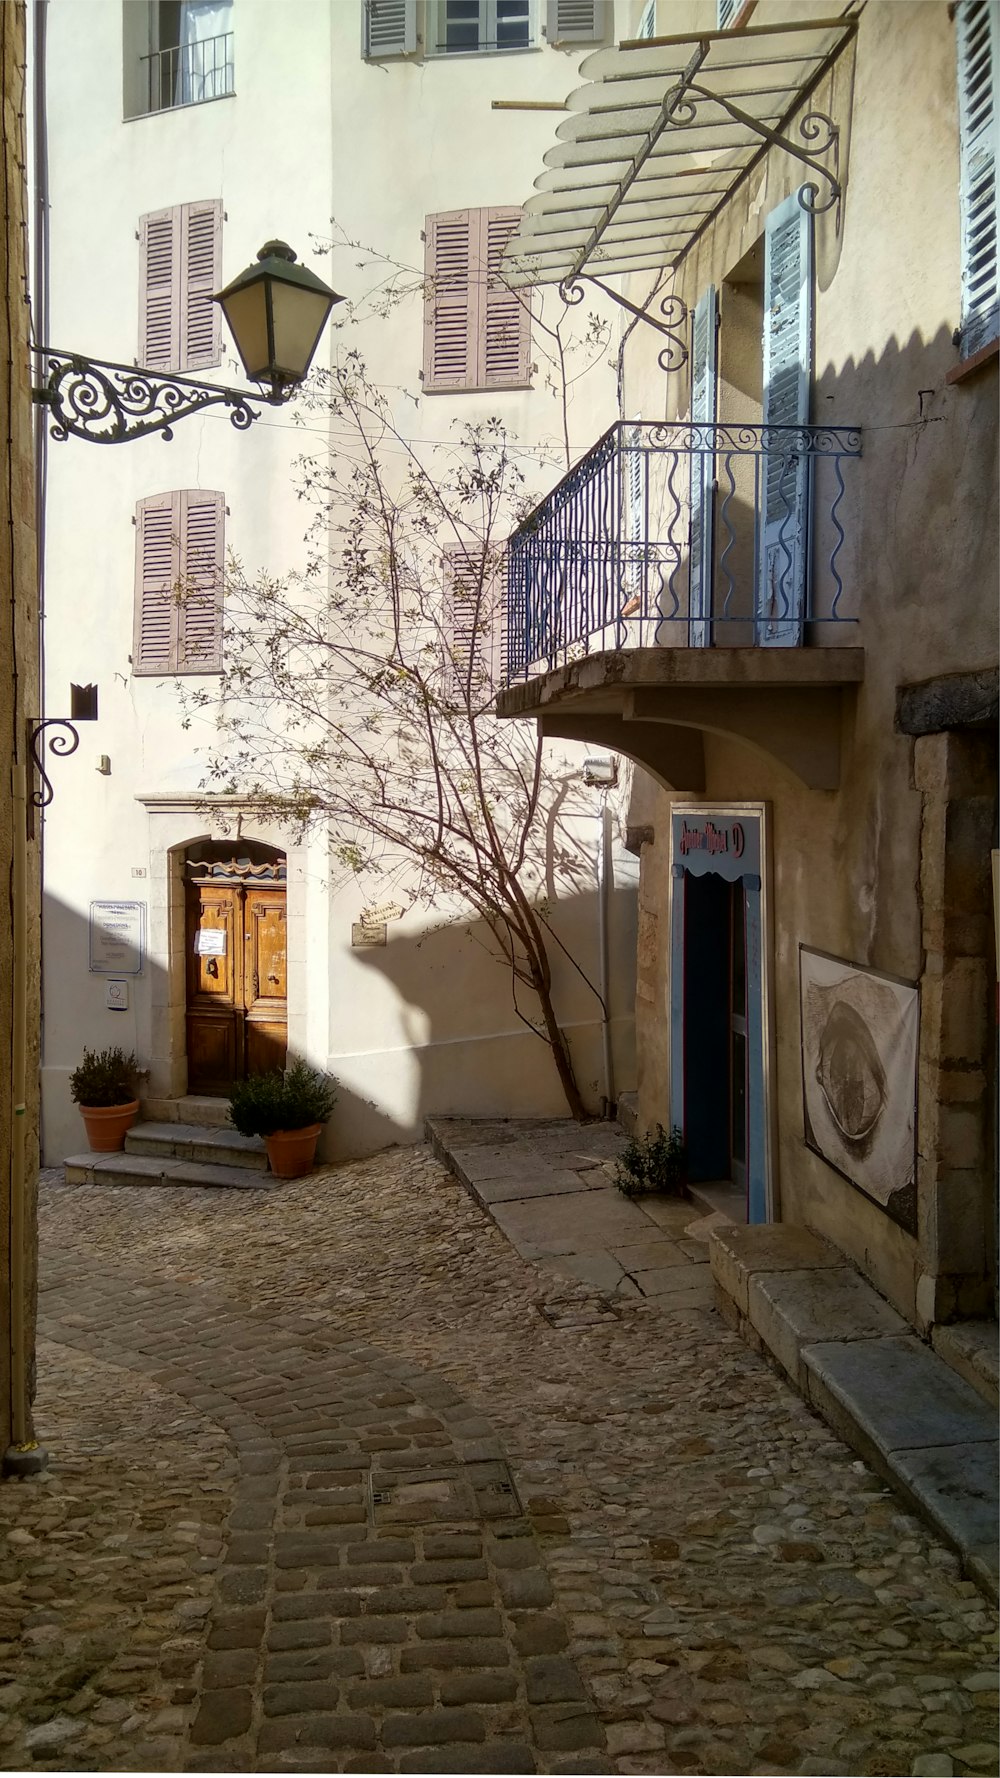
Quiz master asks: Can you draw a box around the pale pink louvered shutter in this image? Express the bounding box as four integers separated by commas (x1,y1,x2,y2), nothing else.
181,200,223,370
481,209,531,388
176,491,224,671
133,492,180,674
444,546,503,699
423,211,478,392
139,208,181,370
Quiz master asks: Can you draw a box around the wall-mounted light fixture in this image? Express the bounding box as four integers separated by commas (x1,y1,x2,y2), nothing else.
31,242,342,444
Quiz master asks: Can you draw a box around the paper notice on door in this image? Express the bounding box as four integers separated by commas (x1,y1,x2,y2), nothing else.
195,928,227,955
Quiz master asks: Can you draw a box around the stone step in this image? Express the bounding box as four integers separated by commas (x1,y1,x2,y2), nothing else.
140,1094,235,1129
64,1152,276,1191
125,1121,268,1171
932,1319,999,1411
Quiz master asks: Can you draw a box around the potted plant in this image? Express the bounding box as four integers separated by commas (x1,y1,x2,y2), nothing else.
69,1046,140,1152
227,1060,337,1179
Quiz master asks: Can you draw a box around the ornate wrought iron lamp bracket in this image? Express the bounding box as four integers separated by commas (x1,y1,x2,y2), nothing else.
26,686,99,837
29,348,288,444
559,276,689,373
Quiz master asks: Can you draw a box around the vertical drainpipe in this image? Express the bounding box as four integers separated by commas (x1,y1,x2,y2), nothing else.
597,791,616,1118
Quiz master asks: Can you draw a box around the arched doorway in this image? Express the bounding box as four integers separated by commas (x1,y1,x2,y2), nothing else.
183,840,287,1094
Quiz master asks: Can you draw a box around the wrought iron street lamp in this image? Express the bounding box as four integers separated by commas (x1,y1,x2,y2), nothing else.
31,241,343,445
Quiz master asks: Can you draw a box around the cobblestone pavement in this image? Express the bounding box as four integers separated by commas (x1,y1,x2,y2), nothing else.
2,1140,997,1776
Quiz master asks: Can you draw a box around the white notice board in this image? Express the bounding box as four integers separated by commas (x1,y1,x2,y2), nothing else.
89,901,145,975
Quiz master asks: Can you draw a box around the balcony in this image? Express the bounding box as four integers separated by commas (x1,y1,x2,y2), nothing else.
139,31,234,115
497,421,865,791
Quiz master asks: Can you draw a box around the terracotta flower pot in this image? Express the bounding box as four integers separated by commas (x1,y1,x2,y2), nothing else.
264,1123,323,1179
79,1099,140,1152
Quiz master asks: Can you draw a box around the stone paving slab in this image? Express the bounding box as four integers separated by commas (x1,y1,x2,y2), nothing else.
748,1265,910,1389
709,1222,842,1316
472,1171,608,1207
65,1152,276,1190
490,1189,659,1261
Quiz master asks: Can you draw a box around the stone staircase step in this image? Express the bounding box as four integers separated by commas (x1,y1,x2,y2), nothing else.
125,1121,268,1171
932,1318,999,1411
140,1094,233,1129
64,1152,275,1191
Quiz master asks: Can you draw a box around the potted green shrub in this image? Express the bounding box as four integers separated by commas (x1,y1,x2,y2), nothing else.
613,1124,686,1199
227,1060,337,1178
69,1047,140,1152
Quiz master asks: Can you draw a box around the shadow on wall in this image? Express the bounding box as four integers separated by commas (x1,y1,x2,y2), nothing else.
339,882,638,1158
39,889,415,1165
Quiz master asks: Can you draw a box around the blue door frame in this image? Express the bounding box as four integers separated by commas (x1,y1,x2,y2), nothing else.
669,805,772,1224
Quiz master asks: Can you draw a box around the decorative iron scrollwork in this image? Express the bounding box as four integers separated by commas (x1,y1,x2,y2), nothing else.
27,718,80,828
560,277,690,372
30,349,278,444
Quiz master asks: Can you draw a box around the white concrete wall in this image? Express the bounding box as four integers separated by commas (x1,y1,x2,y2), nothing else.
39,0,635,1162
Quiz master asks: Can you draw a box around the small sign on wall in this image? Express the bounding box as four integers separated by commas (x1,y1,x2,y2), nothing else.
352,922,386,947
89,901,145,975
106,979,129,1011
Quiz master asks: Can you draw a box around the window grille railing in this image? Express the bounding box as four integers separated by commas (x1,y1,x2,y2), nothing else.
140,31,234,114
506,420,862,680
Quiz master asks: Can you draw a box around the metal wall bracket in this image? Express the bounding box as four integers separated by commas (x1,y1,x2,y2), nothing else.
678,85,842,215
26,686,99,836
30,348,286,443
560,276,689,371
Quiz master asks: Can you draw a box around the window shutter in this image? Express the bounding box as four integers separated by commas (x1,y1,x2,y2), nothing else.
688,285,717,649
443,546,501,700
139,207,181,370
956,0,999,356
363,0,416,57
134,492,180,673
758,190,813,648
622,423,647,605
424,211,478,392
547,0,605,44
176,491,224,671
181,200,222,370
636,1,656,41
717,0,739,27
482,210,531,388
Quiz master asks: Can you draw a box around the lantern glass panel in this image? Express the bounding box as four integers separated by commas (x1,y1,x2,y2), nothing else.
220,283,271,381
269,286,333,380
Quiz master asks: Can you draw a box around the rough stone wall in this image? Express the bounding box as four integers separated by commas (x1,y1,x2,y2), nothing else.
1,0,41,1454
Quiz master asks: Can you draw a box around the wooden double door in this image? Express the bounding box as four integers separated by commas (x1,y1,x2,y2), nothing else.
186,881,287,1094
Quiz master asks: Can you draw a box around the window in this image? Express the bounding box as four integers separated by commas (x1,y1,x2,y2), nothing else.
428,0,531,55
955,0,999,358
133,491,225,675
423,208,531,393
442,546,505,698
636,0,655,41
716,0,755,28
124,1,234,119
138,199,222,373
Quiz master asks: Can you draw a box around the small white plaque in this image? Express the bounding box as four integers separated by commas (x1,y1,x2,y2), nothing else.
195,928,227,956
106,979,129,1011
352,922,386,947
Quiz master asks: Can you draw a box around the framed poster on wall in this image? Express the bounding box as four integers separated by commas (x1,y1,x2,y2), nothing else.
799,947,919,1233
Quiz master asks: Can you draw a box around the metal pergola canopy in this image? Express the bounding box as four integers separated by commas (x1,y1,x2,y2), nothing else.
502,15,857,290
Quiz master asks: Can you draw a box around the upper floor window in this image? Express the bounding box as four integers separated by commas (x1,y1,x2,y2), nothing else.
423,208,531,393
955,0,999,360
636,0,655,40
362,0,605,59
428,0,530,54
138,199,223,373
133,490,225,676
716,0,755,27
124,0,234,120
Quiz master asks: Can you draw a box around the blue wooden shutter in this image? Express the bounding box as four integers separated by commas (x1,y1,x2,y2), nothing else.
363,0,416,57
956,0,999,357
758,190,813,648
688,286,717,649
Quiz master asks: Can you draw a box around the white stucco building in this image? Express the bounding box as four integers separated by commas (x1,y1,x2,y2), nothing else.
37,0,638,1163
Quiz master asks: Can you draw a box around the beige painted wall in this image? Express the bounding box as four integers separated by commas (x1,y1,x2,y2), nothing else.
620,1,997,1324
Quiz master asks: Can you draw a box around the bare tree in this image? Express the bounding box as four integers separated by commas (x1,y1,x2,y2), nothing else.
183,350,609,1120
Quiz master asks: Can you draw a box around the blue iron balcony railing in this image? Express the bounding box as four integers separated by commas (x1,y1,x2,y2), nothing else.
506,420,863,681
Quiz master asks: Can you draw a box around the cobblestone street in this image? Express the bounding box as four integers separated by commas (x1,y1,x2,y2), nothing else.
2,1140,997,1776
